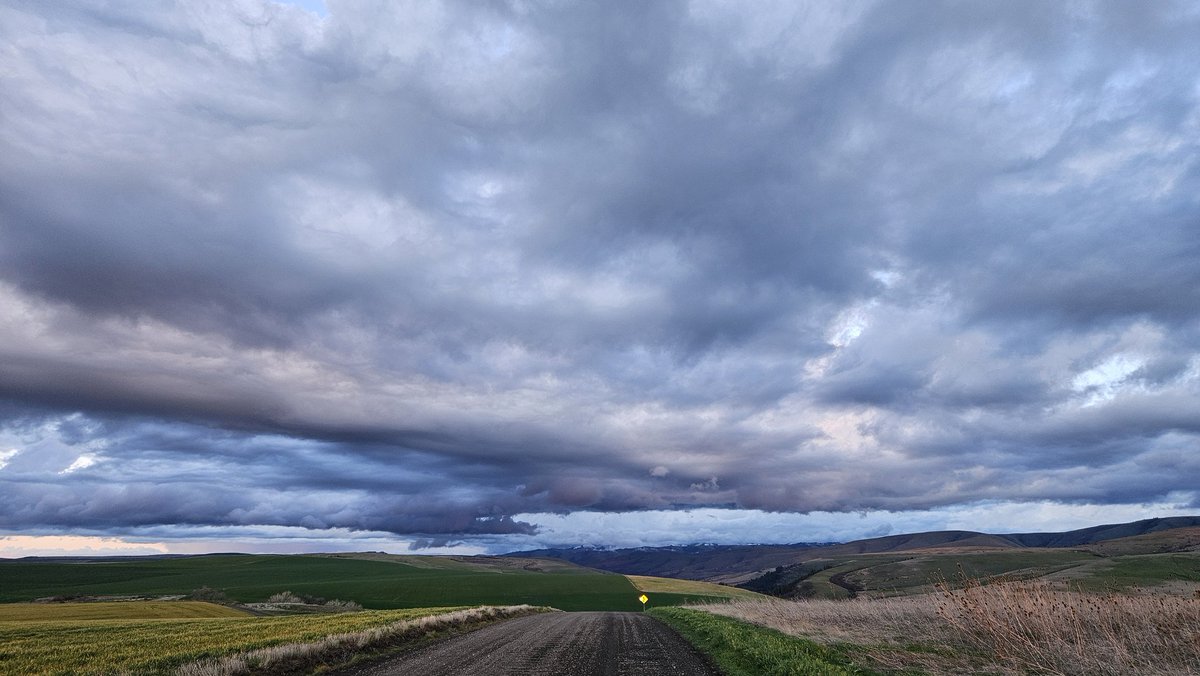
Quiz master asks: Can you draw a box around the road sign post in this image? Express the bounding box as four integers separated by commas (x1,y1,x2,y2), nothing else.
638,593,648,610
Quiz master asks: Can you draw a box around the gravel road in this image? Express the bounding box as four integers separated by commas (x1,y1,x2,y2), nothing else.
340,611,720,676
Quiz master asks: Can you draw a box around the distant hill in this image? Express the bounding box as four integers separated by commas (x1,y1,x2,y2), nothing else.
506,544,831,581
1000,516,1200,548
509,516,1200,582
800,530,1020,556
1080,525,1200,556
810,516,1200,555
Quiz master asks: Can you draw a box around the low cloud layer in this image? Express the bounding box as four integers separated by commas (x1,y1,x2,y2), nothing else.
1,0,1198,550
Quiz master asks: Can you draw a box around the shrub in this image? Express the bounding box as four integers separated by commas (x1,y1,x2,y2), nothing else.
187,587,232,604
266,592,304,604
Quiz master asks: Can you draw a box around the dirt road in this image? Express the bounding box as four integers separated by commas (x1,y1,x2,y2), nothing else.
340,611,720,676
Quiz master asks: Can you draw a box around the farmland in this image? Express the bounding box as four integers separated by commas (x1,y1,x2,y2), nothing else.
0,554,642,611
0,605,489,675
0,553,728,611
0,554,764,674
0,601,246,622
0,553,737,675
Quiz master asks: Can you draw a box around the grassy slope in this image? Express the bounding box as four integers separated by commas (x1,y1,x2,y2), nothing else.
847,549,1096,592
839,548,1199,595
747,557,912,600
1082,527,1200,556
753,549,1114,598
0,601,246,622
625,575,768,602
1069,552,1200,591
0,554,654,611
650,607,865,676
0,606,469,675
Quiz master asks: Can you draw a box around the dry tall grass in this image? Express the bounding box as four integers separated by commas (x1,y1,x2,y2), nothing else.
696,583,1200,675
936,579,1199,675
176,605,543,675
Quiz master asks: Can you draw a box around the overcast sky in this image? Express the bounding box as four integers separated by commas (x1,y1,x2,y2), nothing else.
1,0,1198,556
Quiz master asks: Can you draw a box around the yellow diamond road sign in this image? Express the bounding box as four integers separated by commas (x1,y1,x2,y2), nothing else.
639,594,648,604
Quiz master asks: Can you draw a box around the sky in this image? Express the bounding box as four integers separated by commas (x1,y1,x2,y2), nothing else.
1,0,1199,557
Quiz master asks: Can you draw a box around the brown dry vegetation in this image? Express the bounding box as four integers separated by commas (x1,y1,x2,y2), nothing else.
695,582,1200,675
936,578,1200,675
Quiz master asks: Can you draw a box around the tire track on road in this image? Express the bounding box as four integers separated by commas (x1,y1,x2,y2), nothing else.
338,611,718,676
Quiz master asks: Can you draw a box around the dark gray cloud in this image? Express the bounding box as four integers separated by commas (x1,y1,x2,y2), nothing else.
1,0,1198,547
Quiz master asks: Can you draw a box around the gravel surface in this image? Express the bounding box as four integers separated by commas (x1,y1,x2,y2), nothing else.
338,611,720,675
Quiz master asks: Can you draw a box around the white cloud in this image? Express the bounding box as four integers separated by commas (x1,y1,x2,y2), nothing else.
1072,353,1145,407
59,454,101,475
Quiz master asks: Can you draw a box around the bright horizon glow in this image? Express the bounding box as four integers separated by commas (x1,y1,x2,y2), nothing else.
0,535,170,558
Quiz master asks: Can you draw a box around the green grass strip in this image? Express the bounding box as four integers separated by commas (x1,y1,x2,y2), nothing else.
650,607,865,676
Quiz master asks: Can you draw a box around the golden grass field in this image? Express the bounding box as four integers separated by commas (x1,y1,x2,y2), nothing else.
0,603,468,675
625,574,768,601
0,601,247,622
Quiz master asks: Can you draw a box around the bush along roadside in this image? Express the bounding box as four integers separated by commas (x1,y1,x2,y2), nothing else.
177,605,550,676
649,607,869,676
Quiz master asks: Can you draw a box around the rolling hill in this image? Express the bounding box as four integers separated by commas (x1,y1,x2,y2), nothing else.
507,543,830,581
1081,526,1200,556
511,516,1200,584
1001,516,1200,547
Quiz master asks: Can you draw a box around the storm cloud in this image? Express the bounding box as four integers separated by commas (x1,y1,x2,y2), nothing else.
1,0,1198,550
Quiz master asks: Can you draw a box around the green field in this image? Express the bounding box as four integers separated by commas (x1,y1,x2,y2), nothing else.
1068,552,1200,591
649,607,861,676
0,554,690,611
0,606,468,675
